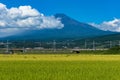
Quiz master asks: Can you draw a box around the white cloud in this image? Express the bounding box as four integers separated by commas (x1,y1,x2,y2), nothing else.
0,3,64,37
90,18,120,32
39,16,64,29
19,6,40,17
0,28,22,37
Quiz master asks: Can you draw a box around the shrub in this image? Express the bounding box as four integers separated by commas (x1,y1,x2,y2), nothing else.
107,46,120,54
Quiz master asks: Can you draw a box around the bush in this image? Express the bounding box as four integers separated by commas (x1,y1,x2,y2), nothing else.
107,46,120,54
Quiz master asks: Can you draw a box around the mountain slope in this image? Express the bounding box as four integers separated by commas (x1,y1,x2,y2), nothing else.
83,33,120,41
54,13,113,37
1,13,115,40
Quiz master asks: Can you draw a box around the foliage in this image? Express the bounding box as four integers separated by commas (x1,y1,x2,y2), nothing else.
107,46,120,54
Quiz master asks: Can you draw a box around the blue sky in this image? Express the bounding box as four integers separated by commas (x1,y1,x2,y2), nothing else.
0,0,120,35
0,0,120,23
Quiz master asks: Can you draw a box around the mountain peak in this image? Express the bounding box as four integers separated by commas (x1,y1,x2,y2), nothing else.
54,13,80,26
54,13,72,22
54,13,67,17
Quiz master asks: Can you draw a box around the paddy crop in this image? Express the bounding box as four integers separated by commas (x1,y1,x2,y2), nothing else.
0,54,120,80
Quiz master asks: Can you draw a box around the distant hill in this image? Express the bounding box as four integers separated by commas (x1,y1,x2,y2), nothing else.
0,13,115,41
84,33,120,41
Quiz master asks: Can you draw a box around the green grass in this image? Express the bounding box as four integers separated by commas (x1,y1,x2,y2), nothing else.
0,54,120,80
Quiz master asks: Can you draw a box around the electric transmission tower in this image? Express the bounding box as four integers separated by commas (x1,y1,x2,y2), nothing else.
85,40,87,49
53,40,56,52
93,40,95,50
67,40,70,49
6,40,9,53
23,40,26,53
109,41,112,48
119,41,120,47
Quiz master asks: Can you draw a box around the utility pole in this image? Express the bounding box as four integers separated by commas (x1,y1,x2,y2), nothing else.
85,40,87,49
6,40,9,53
53,40,56,52
109,41,112,48
119,41,120,47
93,40,95,50
67,40,70,49
39,42,41,48
23,40,25,53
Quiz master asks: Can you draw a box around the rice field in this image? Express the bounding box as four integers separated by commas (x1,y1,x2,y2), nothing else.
0,54,120,80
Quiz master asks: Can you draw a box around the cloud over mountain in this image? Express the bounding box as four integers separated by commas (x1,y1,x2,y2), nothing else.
0,3,64,37
90,18,120,32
